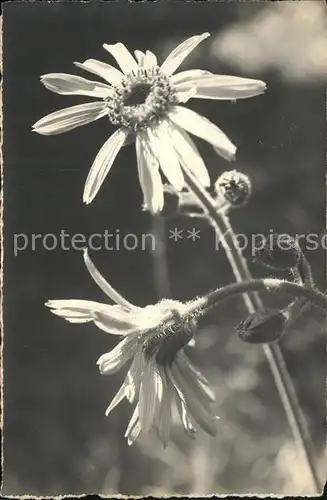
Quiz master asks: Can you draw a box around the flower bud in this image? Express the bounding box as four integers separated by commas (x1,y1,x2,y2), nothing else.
236,308,288,344
161,185,181,217
254,234,302,270
215,170,251,208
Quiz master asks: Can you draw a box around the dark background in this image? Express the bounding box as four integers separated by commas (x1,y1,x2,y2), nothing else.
2,0,326,495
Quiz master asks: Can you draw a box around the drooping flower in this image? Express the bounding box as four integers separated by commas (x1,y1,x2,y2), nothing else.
33,33,266,213
46,249,218,445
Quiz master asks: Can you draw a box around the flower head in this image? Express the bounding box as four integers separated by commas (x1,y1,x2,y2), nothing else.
214,169,252,208
46,249,218,445
33,34,266,213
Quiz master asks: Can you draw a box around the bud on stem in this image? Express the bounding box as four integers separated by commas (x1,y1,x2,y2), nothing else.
215,170,252,208
236,308,289,344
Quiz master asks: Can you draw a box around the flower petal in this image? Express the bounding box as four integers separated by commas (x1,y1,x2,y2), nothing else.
127,420,142,446
175,86,197,104
125,351,146,403
93,314,137,335
134,50,145,66
46,299,107,323
176,354,216,404
146,124,184,191
168,123,210,187
155,368,172,447
160,33,210,76
83,128,129,204
179,75,267,100
171,69,213,86
97,335,137,375
32,102,108,136
127,419,141,446
139,358,163,433
136,136,164,214
171,362,218,437
103,42,138,74
45,299,137,335
40,73,112,99
134,50,157,69
169,105,236,161
105,380,128,416
173,71,212,104
125,404,141,445
74,59,124,86
168,371,196,438
83,248,136,309
125,404,139,436
104,355,142,413
179,352,210,385
144,50,158,68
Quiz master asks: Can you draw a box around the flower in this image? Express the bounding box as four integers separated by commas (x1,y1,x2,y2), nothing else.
33,33,266,213
46,249,218,445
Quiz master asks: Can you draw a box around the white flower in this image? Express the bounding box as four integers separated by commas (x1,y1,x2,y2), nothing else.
33,33,266,213
46,249,218,445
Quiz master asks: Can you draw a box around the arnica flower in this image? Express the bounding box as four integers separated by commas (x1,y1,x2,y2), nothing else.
33,33,266,213
46,249,218,445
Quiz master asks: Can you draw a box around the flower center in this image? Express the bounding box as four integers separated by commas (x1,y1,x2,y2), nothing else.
105,67,178,132
142,311,197,365
124,83,152,106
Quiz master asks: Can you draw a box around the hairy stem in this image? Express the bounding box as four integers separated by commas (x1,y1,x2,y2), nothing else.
182,165,322,492
282,259,314,336
193,278,327,312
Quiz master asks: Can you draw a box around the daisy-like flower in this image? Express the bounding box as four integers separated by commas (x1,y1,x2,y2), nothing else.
33,33,266,213
46,249,218,445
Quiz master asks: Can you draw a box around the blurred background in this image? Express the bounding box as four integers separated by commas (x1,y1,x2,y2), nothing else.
2,0,326,496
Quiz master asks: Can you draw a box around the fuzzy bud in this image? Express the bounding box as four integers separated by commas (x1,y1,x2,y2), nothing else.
236,308,288,344
254,234,302,270
215,170,252,208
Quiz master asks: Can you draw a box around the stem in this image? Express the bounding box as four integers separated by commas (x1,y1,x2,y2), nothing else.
283,260,314,336
298,253,315,288
182,166,322,492
193,278,327,312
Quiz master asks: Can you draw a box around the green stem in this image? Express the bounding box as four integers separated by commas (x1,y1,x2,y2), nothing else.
182,166,322,493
